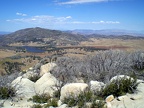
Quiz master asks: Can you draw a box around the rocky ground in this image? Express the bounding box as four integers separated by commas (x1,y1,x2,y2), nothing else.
0,62,144,108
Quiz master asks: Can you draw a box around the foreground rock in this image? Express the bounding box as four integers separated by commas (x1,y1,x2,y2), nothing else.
11,76,36,99
40,62,57,76
35,73,59,96
60,83,88,101
90,80,105,93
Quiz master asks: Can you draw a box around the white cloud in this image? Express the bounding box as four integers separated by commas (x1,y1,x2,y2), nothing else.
58,0,108,5
6,15,120,27
92,20,120,24
58,0,122,5
16,12,27,16
6,15,72,25
66,16,72,19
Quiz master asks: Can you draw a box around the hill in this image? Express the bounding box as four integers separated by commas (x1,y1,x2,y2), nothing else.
1,27,88,46
66,29,144,37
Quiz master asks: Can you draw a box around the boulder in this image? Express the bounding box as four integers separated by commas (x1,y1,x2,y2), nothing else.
110,75,131,82
11,76,36,99
89,80,105,92
40,62,57,76
60,83,88,101
34,73,59,96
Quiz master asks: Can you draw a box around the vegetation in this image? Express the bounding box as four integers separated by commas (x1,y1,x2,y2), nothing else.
99,77,139,98
2,61,24,74
44,98,58,107
31,94,51,103
31,104,42,108
30,94,58,108
91,101,106,108
0,86,16,99
28,74,41,82
63,90,105,108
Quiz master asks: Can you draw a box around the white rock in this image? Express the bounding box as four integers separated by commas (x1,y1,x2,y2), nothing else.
110,75,131,82
11,76,36,99
58,100,63,107
58,104,68,108
35,73,59,96
40,62,57,76
117,95,128,101
60,83,88,101
90,80,105,92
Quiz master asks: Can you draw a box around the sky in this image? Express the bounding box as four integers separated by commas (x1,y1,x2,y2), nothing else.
0,0,144,32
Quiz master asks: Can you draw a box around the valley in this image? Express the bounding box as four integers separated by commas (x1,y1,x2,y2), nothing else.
0,27,144,75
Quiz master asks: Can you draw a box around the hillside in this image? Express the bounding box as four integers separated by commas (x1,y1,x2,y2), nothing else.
66,29,144,36
1,27,88,46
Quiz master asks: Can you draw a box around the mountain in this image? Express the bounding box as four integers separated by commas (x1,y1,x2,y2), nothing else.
1,27,88,46
66,29,144,37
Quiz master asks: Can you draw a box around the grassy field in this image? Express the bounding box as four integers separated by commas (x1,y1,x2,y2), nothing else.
80,38,144,51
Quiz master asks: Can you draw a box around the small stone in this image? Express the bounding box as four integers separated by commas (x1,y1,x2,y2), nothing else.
117,95,127,101
105,95,114,102
58,100,63,107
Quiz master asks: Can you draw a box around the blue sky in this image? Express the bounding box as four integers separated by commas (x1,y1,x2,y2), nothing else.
0,0,144,32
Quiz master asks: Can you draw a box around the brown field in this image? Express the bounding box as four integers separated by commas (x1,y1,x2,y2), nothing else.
0,50,17,59
80,38,144,51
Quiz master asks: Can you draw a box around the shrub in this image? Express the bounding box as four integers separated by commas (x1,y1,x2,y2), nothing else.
53,90,61,99
0,86,16,99
29,75,41,82
44,98,58,108
63,91,101,108
99,77,139,98
31,94,51,103
31,104,42,108
91,100,105,108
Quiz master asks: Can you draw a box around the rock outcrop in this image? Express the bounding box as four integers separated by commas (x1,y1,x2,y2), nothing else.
89,80,105,92
40,62,57,76
35,73,59,96
60,83,88,101
11,76,36,99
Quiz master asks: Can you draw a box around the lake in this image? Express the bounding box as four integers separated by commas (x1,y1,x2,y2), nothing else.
23,46,45,53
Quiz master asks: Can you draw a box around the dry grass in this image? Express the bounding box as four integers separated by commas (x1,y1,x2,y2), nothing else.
0,50,17,59
80,38,144,51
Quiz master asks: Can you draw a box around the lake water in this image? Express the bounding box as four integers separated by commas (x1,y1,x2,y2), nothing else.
23,46,45,53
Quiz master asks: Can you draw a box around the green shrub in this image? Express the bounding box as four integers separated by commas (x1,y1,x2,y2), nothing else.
0,86,16,99
29,75,41,82
31,104,42,108
63,91,99,108
91,100,105,108
31,94,51,103
53,90,61,99
99,77,139,98
44,98,58,108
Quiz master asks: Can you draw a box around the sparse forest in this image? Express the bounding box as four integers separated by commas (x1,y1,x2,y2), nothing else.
51,50,144,84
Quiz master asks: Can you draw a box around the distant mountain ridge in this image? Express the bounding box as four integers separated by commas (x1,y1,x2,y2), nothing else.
66,29,144,36
1,27,88,46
